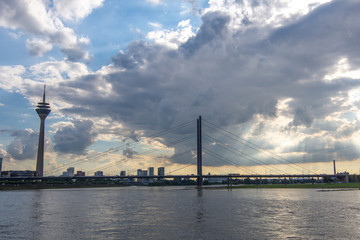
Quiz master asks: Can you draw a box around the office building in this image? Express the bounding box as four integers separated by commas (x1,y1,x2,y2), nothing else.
75,171,85,176
94,171,103,176
62,167,75,177
158,167,165,176
137,169,148,183
137,169,147,176
158,167,165,181
120,171,126,176
148,167,154,183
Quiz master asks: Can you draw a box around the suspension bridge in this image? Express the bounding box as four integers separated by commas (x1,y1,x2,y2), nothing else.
1,116,350,187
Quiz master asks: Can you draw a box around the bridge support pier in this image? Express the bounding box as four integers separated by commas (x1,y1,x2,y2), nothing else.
227,177,232,189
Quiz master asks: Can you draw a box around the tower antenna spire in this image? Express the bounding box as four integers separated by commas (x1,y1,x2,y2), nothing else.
43,84,46,103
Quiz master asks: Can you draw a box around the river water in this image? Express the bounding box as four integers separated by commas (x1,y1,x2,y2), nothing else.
0,186,359,240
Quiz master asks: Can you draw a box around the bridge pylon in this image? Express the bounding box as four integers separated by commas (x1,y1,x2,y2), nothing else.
197,116,202,187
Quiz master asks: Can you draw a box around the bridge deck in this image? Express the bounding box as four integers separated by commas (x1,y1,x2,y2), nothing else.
0,174,348,181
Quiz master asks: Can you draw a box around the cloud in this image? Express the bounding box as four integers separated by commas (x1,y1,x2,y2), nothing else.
26,38,53,56
336,120,360,139
2,0,360,168
123,148,138,159
0,0,96,61
1,129,38,161
0,65,26,91
53,120,98,155
184,0,204,15
146,20,195,49
180,11,230,57
145,0,163,5
288,106,314,128
53,0,104,22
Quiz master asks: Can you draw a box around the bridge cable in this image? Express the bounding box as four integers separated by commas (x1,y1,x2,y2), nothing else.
203,120,317,174
45,119,196,175
202,134,286,174
203,147,258,175
87,135,196,175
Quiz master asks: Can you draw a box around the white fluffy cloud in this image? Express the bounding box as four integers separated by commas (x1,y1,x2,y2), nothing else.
26,38,53,56
53,0,104,22
0,65,26,91
0,0,99,60
146,19,196,49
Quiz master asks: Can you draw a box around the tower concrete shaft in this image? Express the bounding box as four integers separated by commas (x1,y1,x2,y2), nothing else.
35,86,51,176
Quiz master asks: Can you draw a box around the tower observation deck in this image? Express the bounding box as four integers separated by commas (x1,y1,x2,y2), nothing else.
35,85,51,176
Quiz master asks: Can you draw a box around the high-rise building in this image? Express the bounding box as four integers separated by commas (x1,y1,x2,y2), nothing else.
148,167,154,183
35,86,51,177
158,167,165,176
94,171,103,176
148,167,154,176
120,171,126,176
62,167,75,177
0,157,2,173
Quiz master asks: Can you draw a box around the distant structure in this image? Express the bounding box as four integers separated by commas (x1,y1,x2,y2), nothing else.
158,167,165,181
137,168,148,183
75,170,86,177
1,170,37,178
120,171,126,176
94,171,103,176
148,167,154,176
148,167,154,183
62,167,75,177
158,167,165,176
0,157,2,174
35,85,51,177
137,169,148,176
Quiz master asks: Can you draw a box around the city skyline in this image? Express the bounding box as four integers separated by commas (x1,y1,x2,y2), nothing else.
1,0,360,176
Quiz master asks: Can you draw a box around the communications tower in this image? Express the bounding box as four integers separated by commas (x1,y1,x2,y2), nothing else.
35,85,51,176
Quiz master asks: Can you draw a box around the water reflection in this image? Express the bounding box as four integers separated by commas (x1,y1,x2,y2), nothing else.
195,188,204,223
1,187,360,239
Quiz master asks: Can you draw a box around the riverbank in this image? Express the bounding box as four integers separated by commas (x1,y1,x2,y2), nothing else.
227,182,360,189
2,182,360,190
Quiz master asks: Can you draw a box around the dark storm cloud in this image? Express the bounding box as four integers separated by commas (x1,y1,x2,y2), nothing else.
180,11,230,57
126,131,141,142
54,1,360,165
289,107,314,128
53,120,97,155
122,148,137,159
0,129,38,160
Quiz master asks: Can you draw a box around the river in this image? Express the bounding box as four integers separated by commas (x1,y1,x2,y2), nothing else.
0,186,359,239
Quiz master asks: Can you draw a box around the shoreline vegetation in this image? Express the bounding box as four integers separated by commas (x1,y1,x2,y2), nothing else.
1,181,360,191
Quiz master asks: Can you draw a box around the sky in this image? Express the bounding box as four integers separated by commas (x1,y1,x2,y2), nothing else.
1,0,360,176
